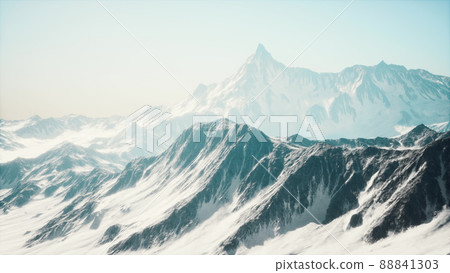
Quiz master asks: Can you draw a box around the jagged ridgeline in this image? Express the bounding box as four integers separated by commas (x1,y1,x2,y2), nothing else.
166,44,450,140
1,120,449,254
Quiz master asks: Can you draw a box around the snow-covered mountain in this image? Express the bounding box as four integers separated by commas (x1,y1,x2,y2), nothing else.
0,115,146,164
1,45,448,157
0,45,449,254
0,121,449,254
167,44,450,139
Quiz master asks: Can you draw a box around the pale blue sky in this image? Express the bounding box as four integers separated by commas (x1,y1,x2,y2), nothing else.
0,0,449,119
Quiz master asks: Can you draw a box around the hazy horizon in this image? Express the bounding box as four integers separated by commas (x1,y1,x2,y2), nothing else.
1,0,449,120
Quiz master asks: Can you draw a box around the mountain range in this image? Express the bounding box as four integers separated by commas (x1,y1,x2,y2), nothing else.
167,44,449,139
1,44,449,159
0,120,449,254
0,44,449,254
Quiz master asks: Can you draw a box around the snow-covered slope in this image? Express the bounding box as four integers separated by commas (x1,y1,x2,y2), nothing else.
0,45,449,254
167,44,450,139
1,46,448,158
428,121,450,133
0,121,448,254
0,115,146,164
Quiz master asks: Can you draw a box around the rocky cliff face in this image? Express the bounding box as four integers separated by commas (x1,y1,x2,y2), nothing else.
0,122,448,254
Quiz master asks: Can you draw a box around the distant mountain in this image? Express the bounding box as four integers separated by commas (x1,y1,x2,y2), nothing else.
1,121,448,254
168,44,450,139
0,115,146,164
428,121,450,133
1,46,448,157
289,123,444,149
0,44,449,254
